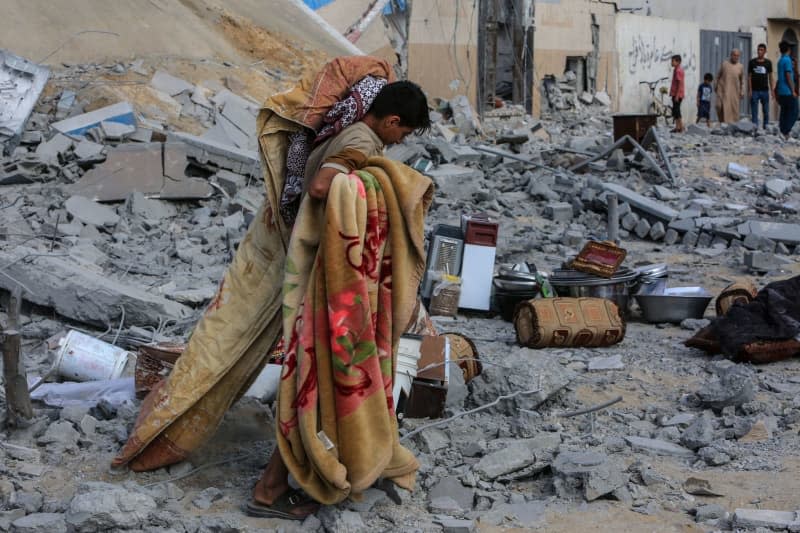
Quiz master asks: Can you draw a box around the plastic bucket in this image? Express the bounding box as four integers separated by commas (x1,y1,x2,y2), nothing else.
55,330,131,382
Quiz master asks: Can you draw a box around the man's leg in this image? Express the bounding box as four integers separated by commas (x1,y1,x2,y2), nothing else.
251,449,319,517
761,92,770,128
751,92,759,124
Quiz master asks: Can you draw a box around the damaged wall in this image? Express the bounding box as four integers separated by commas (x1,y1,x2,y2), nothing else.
532,0,617,117
407,0,480,106
616,0,791,31
316,0,397,62
616,13,700,123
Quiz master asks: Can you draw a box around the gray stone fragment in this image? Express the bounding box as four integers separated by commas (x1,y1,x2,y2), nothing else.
727,162,750,180
606,148,626,171
695,504,727,522
682,230,699,247
150,70,194,96
634,218,651,239
697,366,756,409
192,487,223,510
669,217,696,232
732,508,800,530
0,509,26,532
545,202,573,223
686,124,709,136
36,421,79,448
11,513,67,533
621,212,639,231
663,228,680,245
429,496,465,516
436,517,476,533
66,482,156,531
429,477,474,512
416,428,450,453
602,183,679,222
653,185,677,201
551,451,626,501
737,220,800,246
35,134,74,162
345,487,387,513
765,178,792,197
317,508,367,533
100,121,136,140
648,221,666,241
624,436,695,457
65,195,119,228
474,433,561,480
680,414,714,450
73,140,105,162
10,491,43,513
127,192,176,220
696,232,713,248
587,354,624,371
528,181,560,201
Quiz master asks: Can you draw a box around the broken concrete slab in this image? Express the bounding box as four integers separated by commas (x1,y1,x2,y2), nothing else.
65,196,120,228
169,131,260,178
127,192,177,220
150,70,194,96
726,162,749,181
69,142,212,201
0,49,50,155
552,450,626,501
545,202,573,223
474,433,561,480
587,354,624,371
737,220,800,245
765,178,792,197
732,509,800,531
624,436,695,457
100,120,136,141
744,250,793,272
51,101,136,138
11,512,67,533
73,139,106,163
34,133,74,163
0,246,192,327
602,182,678,222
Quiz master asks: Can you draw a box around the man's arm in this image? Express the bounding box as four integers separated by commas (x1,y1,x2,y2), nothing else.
308,147,370,200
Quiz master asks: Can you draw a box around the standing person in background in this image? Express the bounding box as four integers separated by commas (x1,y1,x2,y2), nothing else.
669,54,685,133
748,43,773,129
696,73,713,127
775,41,798,138
715,49,745,123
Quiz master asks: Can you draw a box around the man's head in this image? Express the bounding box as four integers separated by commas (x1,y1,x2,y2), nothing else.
365,81,431,145
757,43,767,58
671,54,682,67
780,41,791,55
704,72,713,83
730,49,741,63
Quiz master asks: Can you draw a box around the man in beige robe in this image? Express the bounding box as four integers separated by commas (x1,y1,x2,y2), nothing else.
715,49,745,123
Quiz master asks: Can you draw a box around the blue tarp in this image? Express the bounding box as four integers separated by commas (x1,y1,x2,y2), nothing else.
303,0,335,9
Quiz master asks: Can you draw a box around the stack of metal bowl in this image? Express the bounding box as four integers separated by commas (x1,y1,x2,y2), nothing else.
633,263,668,295
549,267,639,314
492,265,540,321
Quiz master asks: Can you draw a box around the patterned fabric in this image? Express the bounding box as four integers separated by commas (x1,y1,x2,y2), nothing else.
275,158,433,505
279,75,388,224
514,297,625,348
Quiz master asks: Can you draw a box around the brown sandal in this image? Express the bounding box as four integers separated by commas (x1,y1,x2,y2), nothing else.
244,490,319,521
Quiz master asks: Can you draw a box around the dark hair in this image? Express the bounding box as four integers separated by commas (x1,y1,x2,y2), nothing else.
704,72,713,82
758,43,767,50
368,81,431,133
671,54,682,63
780,41,791,54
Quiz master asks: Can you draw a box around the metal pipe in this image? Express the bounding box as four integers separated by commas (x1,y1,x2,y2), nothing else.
607,193,619,244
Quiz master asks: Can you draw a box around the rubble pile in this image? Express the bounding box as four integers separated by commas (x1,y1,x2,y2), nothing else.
1,50,799,533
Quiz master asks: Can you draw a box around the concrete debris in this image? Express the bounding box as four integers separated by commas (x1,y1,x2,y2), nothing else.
474,433,561,480
726,162,750,180
10,513,67,533
0,49,50,154
587,354,624,371
66,482,156,531
51,102,136,138
65,195,120,227
624,436,695,457
551,450,626,501
696,366,756,410
732,508,800,531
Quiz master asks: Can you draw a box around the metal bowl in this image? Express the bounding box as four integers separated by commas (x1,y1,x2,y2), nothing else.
634,287,712,323
549,268,639,313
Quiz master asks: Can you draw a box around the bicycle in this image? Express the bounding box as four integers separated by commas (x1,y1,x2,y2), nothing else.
639,77,673,126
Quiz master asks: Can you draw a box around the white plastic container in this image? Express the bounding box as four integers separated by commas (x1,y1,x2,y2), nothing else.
393,336,422,407
55,330,131,382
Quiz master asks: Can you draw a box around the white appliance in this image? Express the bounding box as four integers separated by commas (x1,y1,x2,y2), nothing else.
421,224,464,299
458,244,496,310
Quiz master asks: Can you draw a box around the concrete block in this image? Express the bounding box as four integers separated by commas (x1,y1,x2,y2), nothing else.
726,162,750,180
606,148,626,171
214,169,247,195
744,251,792,272
73,139,105,162
696,232,713,248
65,196,119,227
765,178,792,197
664,228,680,245
737,220,800,246
169,132,260,178
653,185,677,201
686,124,709,136
475,434,561,480
35,133,74,162
649,221,666,241
634,218,651,239
11,512,67,533
0,50,50,154
603,183,678,222
621,212,639,231
594,91,611,106
51,101,136,137
545,202,573,223
0,246,192,327
732,509,800,531
625,436,695,457
150,70,194,96
100,120,136,140
682,230,699,247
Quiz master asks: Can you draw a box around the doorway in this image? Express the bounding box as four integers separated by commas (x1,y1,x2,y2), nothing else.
700,30,752,120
